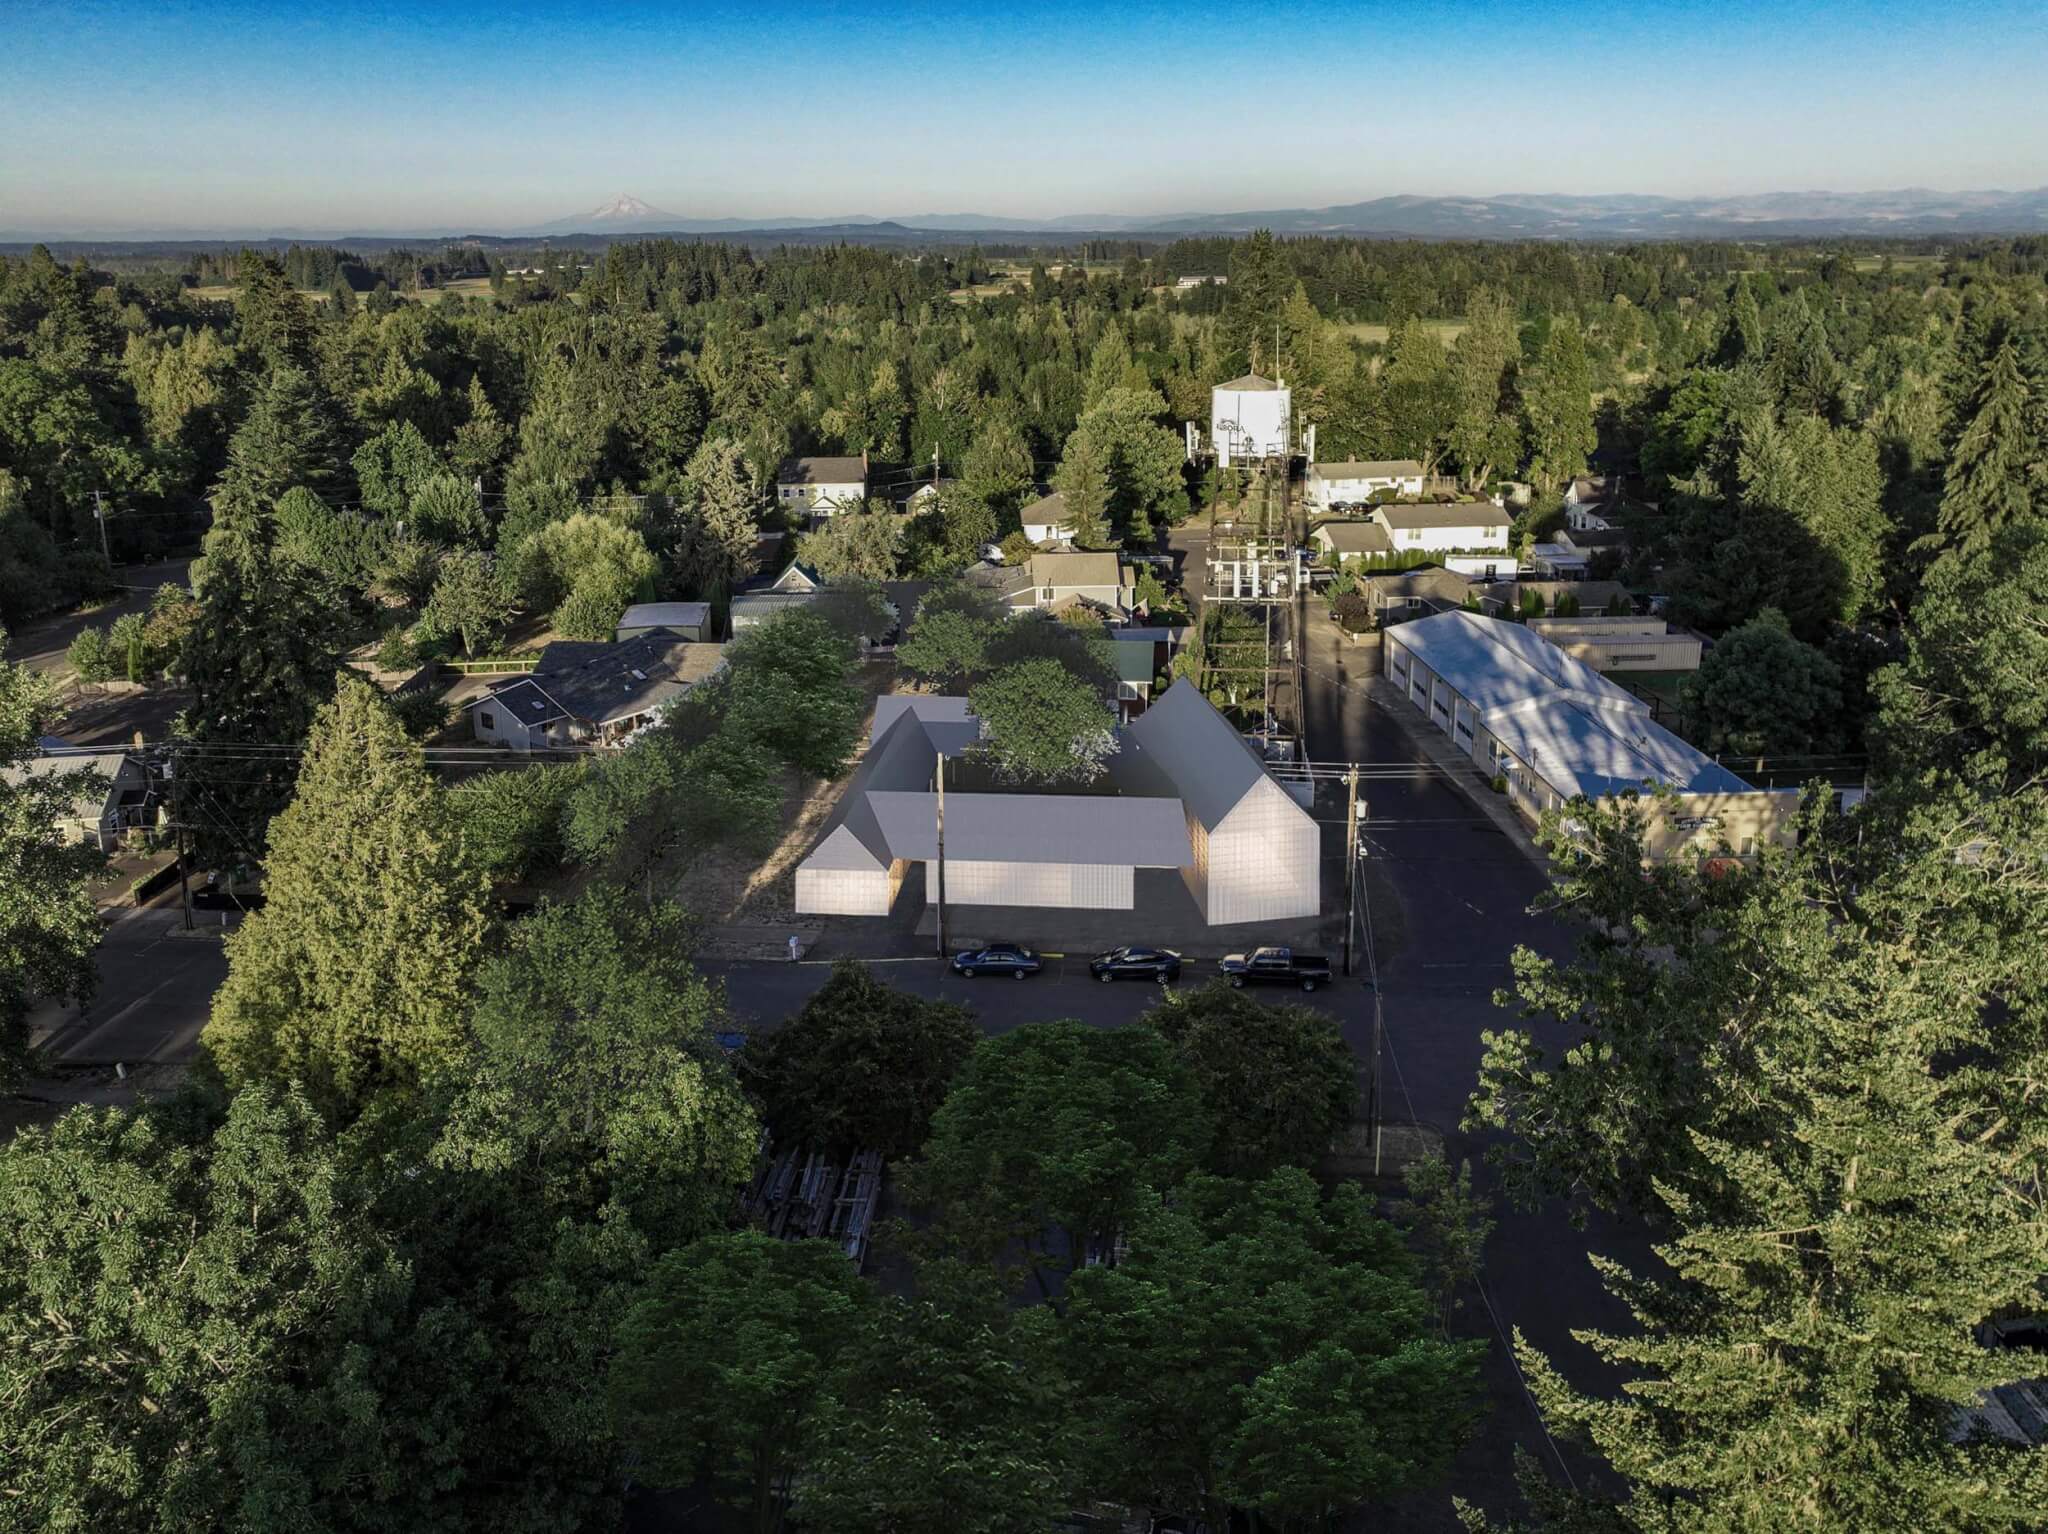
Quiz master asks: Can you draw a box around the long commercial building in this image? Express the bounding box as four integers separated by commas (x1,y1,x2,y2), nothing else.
1384,611,1798,859
794,683,1319,923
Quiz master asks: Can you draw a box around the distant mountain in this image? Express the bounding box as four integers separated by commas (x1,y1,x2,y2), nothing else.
9,186,2048,250
1129,187,2048,238
537,194,694,234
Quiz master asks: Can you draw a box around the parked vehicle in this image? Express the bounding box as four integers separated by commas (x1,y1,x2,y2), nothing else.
1217,945,1332,992
1089,945,1182,983
951,943,1042,979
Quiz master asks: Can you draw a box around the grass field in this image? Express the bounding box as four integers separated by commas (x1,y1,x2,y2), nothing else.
188,275,500,306
1851,252,1946,273
1338,318,1468,346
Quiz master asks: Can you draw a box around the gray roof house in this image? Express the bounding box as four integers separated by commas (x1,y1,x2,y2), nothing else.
469,629,727,750
616,601,712,642
728,563,825,630
1,749,152,852
795,682,1318,924
1311,521,1397,560
969,551,1132,615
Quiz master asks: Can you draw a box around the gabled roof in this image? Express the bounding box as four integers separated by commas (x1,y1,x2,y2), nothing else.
1029,551,1122,588
1313,459,1423,479
1122,679,1273,830
1315,521,1396,557
1374,502,1510,531
864,790,1192,867
778,456,866,485
1,751,136,821
471,676,570,727
1363,567,1477,606
1559,526,1633,550
1388,611,1749,799
1215,373,1282,392
1110,638,1157,684
1019,489,1071,527
514,630,727,726
742,562,822,594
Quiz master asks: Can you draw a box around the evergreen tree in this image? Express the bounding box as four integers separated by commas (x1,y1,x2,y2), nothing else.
1926,338,2042,558
1052,428,1113,547
208,363,348,530
1221,229,1290,372
179,533,345,864
451,374,511,484
203,677,489,1118
1525,315,1595,492
675,436,763,598
1449,286,1523,488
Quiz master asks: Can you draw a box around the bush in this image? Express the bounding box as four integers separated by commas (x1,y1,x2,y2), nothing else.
67,627,114,684
1331,591,1373,632
390,689,454,740
374,628,420,671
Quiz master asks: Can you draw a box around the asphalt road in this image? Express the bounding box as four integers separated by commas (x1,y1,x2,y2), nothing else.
33,908,233,1067
7,559,193,676
1296,595,1652,1521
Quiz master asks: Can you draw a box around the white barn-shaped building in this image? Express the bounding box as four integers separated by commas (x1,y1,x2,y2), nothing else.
793,683,1320,924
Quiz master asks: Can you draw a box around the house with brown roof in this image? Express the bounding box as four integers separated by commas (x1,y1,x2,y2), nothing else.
1310,520,1397,561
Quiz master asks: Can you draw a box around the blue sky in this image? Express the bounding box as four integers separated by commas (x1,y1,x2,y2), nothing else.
2,0,2042,230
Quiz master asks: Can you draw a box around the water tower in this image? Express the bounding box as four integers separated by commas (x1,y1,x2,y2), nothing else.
1209,373,1292,466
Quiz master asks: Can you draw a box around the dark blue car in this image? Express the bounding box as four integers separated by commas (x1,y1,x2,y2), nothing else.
951,943,1042,979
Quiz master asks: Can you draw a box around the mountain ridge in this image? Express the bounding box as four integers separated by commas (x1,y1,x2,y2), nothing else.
8,186,2047,245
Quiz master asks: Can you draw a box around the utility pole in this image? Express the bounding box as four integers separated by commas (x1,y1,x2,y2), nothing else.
1342,764,1360,976
933,755,947,956
171,747,193,931
92,491,111,566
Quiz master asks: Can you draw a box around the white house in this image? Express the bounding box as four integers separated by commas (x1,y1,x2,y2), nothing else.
1210,374,1291,466
1175,274,1227,289
776,455,867,516
793,683,1318,924
1307,460,1426,509
1018,490,1075,546
1370,501,1510,554
901,478,958,514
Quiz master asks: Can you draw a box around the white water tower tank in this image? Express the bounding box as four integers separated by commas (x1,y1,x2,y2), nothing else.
1210,374,1292,466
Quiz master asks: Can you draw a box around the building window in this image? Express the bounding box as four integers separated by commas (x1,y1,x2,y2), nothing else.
479,711,495,730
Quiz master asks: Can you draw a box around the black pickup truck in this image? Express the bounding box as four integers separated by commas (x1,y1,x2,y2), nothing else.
1217,946,1333,992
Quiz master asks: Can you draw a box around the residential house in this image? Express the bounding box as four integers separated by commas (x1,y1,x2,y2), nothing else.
2,749,152,851
728,564,926,647
1175,274,1227,289
793,681,1318,923
1526,615,1701,673
969,551,1132,615
1018,489,1075,546
901,478,958,514
1555,524,1634,565
1109,636,1158,721
776,454,868,517
1307,459,1425,509
1311,520,1396,563
1384,611,1796,860
1370,502,1511,562
1211,374,1291,466
1360,567,1489,620
616,601,712,642
469,630,727,750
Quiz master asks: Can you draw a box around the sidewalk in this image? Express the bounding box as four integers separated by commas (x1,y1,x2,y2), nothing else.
1364,677,1555,876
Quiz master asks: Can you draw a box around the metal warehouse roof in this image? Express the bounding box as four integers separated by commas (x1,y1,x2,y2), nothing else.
1391,611,1752,799
864,790,1192,867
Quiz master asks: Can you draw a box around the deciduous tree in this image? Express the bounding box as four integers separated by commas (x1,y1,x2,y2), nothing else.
968,655,1118,784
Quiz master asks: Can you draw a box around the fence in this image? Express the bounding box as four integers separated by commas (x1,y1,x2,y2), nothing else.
441,655,539,676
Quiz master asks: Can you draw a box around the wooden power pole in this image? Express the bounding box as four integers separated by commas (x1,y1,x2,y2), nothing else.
1342,765,1360,976
933,756,947,955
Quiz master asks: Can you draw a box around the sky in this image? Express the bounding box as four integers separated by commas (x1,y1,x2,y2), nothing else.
2,0,2043,232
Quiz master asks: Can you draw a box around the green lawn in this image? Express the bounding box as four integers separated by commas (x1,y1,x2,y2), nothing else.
1338,318,1468,346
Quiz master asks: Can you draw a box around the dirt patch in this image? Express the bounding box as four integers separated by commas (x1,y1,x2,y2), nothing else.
648,662,905,943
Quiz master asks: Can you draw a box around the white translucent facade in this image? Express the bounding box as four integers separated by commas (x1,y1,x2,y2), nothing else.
1211,384,1292,466
941,860,1134,909
794,862,901,916
1175,777,1319,924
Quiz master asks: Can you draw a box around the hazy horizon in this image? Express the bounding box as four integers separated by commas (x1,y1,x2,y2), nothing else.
4,0,2045,231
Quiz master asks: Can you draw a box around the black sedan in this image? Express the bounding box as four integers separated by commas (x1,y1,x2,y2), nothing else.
1088,946,1182,983
951,943,1042,979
